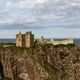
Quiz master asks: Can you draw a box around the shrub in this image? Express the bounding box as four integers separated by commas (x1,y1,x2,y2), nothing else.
3,77,11,80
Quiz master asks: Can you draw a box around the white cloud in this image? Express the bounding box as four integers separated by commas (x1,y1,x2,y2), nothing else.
37,14,64,22
0,1,12,13
0,0,80,25
6,1,12,8
0,18,15,24
18,0,46,9
17,17,38,23
1,0,80,38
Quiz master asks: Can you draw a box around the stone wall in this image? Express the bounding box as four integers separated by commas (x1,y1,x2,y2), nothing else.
47,38,74,45
16,32,22,47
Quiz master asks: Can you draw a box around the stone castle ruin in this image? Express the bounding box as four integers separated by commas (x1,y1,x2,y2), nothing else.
16,31,34,48
16,31,74,48
46,38,74,45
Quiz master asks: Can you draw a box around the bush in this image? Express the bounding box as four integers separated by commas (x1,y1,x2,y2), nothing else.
3,77,11,80
15,76,24,80
44,62,59,80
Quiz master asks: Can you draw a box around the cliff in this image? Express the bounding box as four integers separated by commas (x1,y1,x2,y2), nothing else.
0,44,80,80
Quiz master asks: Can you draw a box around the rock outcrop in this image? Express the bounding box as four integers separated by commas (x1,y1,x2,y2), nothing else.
0,44,80,80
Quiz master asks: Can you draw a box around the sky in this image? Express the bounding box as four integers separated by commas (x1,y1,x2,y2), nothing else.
0,0,80,38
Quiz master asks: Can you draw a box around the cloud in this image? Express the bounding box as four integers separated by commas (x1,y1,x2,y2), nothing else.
12,0,46,10
0,18,15,24
6,1,12,8
0,0,80,29
0,23,45,30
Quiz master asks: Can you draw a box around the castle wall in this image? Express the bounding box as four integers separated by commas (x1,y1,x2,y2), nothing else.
25,33,30,48
31,34,34,46
16,33,22,47
22,35,25,47
47,38,74,45
25,32,34,48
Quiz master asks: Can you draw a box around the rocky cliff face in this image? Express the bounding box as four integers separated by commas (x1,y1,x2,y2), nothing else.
0,44,80,80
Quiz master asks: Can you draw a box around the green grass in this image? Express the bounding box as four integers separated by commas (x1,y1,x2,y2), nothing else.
0,43,16,47
15,76,24,80
3,76,24,80
43,62,59,80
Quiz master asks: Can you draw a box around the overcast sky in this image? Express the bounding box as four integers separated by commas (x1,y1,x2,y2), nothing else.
0,0,80,38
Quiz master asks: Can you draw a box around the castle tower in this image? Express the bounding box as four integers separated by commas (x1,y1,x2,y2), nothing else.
16,31,34,48
25,32,34,48
16,31,23,47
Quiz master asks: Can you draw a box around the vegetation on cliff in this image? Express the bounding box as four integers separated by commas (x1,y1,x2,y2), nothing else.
0,44,79,80
0,43,16,47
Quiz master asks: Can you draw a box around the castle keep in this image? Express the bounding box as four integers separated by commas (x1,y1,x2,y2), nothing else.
16,31,34,47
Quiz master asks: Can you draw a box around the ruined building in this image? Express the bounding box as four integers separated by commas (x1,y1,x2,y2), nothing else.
47,38,74,45
16,31,34,48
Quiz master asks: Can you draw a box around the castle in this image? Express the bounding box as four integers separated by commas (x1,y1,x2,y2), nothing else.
16,31,74,48
16,31,34,47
